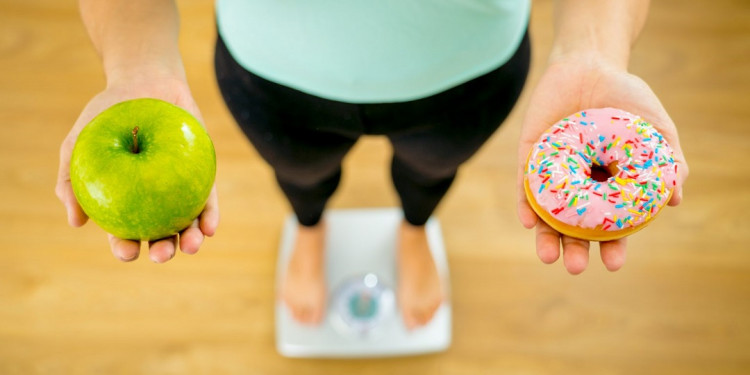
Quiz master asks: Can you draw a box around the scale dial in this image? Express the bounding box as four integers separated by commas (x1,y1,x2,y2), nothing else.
331,273,394,338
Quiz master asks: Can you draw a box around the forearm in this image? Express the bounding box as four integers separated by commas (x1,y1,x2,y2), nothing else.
79,0,185,86
551,0,650,69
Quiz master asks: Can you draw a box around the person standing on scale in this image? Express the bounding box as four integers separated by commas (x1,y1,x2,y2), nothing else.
57,0,688,330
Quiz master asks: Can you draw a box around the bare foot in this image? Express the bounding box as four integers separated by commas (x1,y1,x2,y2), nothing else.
397,220,445,330
281,221,327,325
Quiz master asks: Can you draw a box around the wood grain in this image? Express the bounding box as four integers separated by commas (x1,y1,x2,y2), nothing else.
1,0,748,374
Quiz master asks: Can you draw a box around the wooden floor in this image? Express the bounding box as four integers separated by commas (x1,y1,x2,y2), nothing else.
1,0,749,374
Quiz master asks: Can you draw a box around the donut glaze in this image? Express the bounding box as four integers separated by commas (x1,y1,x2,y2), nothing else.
524,108,678,241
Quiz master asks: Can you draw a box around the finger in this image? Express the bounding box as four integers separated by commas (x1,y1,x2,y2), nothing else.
668,186,684,206
600,237,627,272
561,235,590,275
108,234,140,262
199,185,220,237
667,158,689,207
55,179,89,227
56,137,89,227
516,144,538,229
666,142,688,207
535,221,561,264
517,197,538,229
179,219,204,255
148,236,178,263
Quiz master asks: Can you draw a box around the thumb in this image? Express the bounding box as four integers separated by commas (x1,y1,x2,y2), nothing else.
56,135,88,227
516,160,538,229
56,180,89,227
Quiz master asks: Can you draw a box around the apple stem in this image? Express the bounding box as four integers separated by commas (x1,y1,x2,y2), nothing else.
131,126,140,154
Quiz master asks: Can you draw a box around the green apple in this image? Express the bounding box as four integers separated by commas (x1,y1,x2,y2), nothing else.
70,98,216,241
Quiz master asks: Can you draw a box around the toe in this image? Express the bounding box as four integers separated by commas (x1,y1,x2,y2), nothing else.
402,310,417,330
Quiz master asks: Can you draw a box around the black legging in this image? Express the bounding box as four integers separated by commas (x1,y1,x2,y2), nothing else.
214,31,530,226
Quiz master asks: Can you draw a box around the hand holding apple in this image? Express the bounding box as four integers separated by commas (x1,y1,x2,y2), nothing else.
56,80,219,263
70,98,216,241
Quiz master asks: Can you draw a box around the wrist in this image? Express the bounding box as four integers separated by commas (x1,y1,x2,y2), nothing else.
549,33,631,71
105,59,187,90
550,0,650,71
547,45,628,74
80,0,185,89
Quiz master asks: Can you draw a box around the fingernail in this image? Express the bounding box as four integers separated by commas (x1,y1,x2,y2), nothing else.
120,253,138,262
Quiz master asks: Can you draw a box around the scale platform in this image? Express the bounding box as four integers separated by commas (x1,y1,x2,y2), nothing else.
275,208,452,358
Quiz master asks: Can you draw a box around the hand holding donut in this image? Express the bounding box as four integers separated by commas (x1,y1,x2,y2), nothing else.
517,54,689,274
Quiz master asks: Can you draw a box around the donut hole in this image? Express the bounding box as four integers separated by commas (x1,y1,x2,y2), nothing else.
590,163,619,182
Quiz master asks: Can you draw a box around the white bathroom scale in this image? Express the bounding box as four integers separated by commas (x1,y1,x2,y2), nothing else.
275,208,452,358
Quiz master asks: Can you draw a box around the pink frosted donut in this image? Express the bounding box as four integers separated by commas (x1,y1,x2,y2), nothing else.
524,108,678,241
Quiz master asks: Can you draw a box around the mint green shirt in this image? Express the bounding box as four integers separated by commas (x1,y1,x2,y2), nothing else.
216,0,530,103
